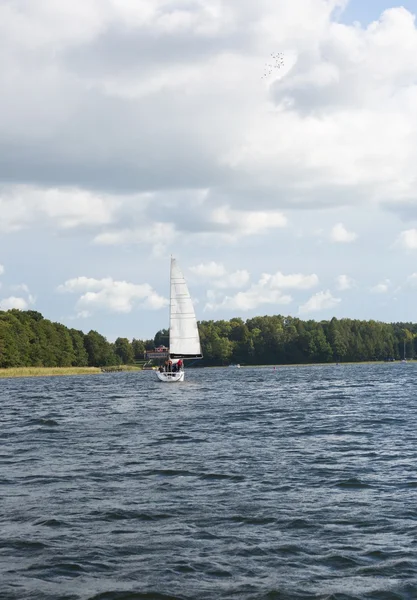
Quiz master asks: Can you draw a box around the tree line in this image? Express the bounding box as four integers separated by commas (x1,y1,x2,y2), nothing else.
0,310,147,368
156,315,416,365
0,309,415,369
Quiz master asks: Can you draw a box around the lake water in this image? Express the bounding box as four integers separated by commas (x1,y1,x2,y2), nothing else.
1,364,416,600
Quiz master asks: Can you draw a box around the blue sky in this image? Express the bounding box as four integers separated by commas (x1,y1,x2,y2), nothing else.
341,0,416,24
1,0,417,341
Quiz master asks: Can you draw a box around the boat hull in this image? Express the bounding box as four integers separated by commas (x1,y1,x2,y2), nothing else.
156,371,185,383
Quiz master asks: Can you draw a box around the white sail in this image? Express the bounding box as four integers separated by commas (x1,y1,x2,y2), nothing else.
169,257,202,359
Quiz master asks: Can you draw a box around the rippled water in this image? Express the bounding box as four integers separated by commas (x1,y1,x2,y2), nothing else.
1,364,417,600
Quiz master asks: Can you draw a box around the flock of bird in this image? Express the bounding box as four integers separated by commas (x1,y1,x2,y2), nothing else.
261,52,285,79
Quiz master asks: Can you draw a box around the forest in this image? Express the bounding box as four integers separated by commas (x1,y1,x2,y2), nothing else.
0,310,146,369
0,309,415,369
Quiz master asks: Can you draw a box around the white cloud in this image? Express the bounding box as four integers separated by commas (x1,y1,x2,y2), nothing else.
92,204,288,250
0,187,119,232
205,269,318,310
226,7,417,212
371,279,391,294
0,283,35,310
58,277,110,293
330,223,357,243
214,270,251,289
299,290,341,314
397,229,417,250
190,261,250,289
1,3,417,249
0,296,29,310
210,207,287,235
93,222,176,246
259,272,319,290
335,274,355,291
206,288,292,311
3,2,417,334
38,191,118,228
1,2,417,223
57,276,168,314
76,310,92,319
93,220,178,257
0,199,31,233
0,264,4,275
189,261,227,278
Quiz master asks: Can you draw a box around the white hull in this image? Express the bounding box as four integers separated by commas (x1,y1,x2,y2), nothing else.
156,371,185,383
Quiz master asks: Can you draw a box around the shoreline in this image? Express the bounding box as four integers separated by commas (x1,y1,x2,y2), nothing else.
0,366,142,379
0,361,412,379
236,360,413,368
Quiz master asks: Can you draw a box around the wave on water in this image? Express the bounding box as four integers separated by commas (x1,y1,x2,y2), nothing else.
1,365,417,599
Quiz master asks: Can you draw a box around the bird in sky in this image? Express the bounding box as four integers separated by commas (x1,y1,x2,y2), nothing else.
261,52,285,79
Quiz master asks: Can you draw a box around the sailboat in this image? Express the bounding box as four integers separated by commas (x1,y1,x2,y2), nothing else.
156,256,203,382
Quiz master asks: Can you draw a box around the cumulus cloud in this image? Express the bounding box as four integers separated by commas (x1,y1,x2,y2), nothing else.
0,264,4,275
93,205,288,250
39,192,117,228
0,281,35,310
190,261,250,289
93,222,177,257
3,1,417,333
371,279,391,294
2,1,416,220
190,262,227,278
214,270,251,289
259,271,319,290
0,297,29,310
0,292,36,310
335,274,355,290
205,269,318,310
57,276,168,315
209,207,287,236
299,290,341,314
206,288,292,311
330,223,357,243
0,187,119,232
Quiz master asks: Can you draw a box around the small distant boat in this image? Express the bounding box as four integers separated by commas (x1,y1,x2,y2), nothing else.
156,256,203,383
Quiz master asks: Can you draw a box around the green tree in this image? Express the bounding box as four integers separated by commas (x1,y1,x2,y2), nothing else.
211,334,233,364
69,329,89,366
54,323,76,366
132,338,146,360
328,317,348,361
0,318,20,367
114,337,135,364
85,330,118,367
154,329,169,347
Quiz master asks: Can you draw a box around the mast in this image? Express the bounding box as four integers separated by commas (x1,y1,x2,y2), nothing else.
168,255,173,353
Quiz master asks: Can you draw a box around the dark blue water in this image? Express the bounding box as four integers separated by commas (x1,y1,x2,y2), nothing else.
1,364,416,600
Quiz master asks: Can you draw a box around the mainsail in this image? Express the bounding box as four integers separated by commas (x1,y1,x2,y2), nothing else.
169,257,202,359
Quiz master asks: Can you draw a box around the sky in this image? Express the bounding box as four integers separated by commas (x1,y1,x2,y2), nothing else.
1,0,417,341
